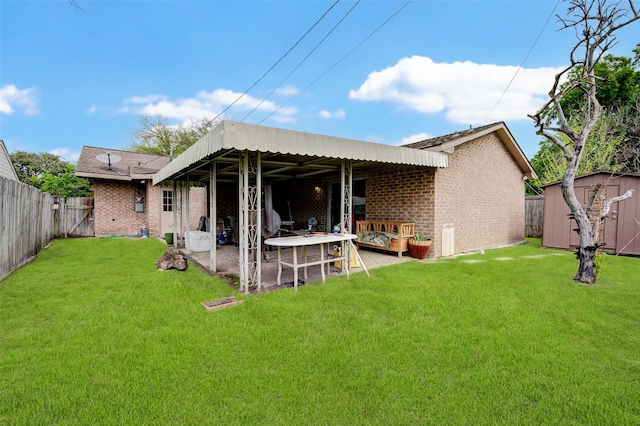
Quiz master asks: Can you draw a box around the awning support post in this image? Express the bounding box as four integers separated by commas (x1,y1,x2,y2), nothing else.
239,150,262,292
178,181,184,244
209,161,217,272
185,174,190,252
172,180,177,247
340,160,353,234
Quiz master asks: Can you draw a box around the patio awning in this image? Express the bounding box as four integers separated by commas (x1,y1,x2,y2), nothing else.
153,120,448,185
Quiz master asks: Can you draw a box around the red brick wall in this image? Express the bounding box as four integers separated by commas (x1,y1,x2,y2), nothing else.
93,181,208,237
273,182,326,231
146,182,161,236
185,186,208,231
432,133,525,257
94,181,148,237
216,182,239,220
365,166,436,249
363,134,525,258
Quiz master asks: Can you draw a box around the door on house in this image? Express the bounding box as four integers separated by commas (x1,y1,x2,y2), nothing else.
569,185,619,251
160,188,175,235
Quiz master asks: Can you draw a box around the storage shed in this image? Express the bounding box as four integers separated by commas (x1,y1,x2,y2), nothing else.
542,171,640,255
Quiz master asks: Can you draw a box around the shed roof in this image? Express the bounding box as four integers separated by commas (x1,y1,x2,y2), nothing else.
403,122,537,179
153,120,449,185
540,170,640,188
76,146,171,181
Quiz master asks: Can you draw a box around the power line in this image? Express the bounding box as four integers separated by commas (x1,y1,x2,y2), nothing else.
205,0,341,126
482,0,561,125
240,1,361,123
258,0,413,125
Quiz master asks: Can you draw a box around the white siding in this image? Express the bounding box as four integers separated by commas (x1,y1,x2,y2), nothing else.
0,141,18,181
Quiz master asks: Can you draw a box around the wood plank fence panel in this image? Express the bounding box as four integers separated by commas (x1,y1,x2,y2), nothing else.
1,177,54,281
61,197,94,237
525,195,544,238
0,176,94,281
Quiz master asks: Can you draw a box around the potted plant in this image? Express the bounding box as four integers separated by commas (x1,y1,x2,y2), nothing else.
409,233,432,259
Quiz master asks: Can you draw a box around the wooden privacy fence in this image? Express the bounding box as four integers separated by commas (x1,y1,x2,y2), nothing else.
58,196,95,238
525,195,544,238
0,176,94,281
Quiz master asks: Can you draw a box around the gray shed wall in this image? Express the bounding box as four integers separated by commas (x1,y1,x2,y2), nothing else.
542,173,640,255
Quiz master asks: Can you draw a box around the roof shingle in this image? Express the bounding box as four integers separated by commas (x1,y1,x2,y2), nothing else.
76,146,171,180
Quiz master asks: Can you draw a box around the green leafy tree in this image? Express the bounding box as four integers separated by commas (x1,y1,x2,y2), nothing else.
37,164,93,197
557,50,640,115
613,92,640,172
9,151,92,197
126,115,219,156
534,44,640,182
10,151,69,184
527,114,626,194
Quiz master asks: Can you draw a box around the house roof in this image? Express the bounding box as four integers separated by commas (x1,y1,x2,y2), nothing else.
153,120,450,185
76,146,171,181
0,140,19,181
402,122,538,179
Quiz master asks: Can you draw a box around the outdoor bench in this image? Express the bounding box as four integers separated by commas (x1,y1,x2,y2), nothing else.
355,220,415,258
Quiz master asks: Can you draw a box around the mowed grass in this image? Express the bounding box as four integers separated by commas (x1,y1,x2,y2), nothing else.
1,238,640,425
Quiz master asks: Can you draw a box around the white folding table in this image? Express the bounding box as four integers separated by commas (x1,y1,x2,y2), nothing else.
264,233,368,290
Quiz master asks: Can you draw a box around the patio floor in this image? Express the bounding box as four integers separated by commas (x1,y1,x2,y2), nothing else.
181,241,422,292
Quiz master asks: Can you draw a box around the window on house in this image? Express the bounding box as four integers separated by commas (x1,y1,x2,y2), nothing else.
163,190,173,212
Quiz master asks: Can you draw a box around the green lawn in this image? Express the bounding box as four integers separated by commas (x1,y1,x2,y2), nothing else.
1,238,640,425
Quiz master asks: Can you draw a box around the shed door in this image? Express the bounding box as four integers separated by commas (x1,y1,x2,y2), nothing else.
600,185,619,251
569,185,619,251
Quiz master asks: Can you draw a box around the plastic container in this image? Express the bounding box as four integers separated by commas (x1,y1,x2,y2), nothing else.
187,230,211,252
165,232,174,244
140,226,149,238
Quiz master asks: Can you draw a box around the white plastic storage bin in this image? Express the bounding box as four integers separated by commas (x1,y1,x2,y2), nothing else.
187,231,211,252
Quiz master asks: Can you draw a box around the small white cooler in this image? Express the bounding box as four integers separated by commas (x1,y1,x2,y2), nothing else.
187,231,211,252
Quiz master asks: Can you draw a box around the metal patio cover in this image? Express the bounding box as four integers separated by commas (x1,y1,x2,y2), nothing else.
153,120,449,185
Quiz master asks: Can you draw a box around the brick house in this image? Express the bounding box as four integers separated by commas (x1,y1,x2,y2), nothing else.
153,120,535,291
401,122,535,257
76,146,207,238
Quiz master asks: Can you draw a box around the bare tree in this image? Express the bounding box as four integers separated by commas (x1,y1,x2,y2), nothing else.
529,0,639,284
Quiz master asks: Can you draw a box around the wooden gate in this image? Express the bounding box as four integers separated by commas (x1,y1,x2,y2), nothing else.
58,197,95,237
525,195,544,238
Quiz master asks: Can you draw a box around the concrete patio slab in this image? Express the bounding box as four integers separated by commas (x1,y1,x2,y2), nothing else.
182,243,420,292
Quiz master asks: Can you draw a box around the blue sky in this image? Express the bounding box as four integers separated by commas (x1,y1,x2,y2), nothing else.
1,0,638,163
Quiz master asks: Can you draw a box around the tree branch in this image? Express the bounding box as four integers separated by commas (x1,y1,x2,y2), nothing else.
600,189,634,219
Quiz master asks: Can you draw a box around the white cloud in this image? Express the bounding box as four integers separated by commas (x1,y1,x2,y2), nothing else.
275,85,299,96
349,55,561,124
398,132,431,146
50,147,81,163
269,115,297,124
0,85,39,115
123,88,296,121
86,106,97,114
319,109,346,119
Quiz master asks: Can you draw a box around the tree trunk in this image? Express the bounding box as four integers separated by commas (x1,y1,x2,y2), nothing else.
562,172,599,284
574,245,597,284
